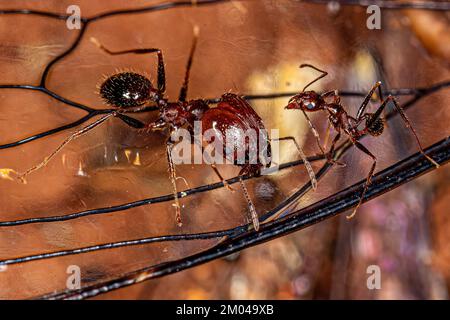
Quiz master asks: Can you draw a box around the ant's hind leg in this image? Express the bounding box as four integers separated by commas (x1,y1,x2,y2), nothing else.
272,136,317,190
363,94,439,167
347,140,377,219
90,37,166,93
166,141,182,227
385,96,439,167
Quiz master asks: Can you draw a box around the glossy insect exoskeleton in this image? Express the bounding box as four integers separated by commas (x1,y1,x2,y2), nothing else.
285,64,439,219
17,29,316,232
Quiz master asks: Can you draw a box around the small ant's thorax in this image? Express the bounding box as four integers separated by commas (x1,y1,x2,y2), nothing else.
326,104,343,128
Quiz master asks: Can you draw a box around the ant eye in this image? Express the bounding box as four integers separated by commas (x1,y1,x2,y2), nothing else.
100,72,152,108
306,102,316,110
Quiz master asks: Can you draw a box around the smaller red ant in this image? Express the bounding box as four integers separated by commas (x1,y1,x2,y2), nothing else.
7,28,317,231
286,64,439,219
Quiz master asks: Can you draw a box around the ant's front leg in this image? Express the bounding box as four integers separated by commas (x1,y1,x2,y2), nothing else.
300,109,327,158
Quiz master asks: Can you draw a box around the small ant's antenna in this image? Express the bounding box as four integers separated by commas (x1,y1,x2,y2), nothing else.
300,63,328,92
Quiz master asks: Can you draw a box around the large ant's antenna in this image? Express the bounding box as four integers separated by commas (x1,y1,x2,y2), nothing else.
300,63,328,92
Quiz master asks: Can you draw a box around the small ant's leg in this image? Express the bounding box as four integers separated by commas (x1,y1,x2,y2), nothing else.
377,83,384,103
166,141,182,227
347,140,377,219
17,113,116,183
238,176,259,231
300,109,327,156
356,81,382,119
210,164,234,191
323,121,331,150
178,26,199,102
90,37,166,93
176,176,190,189
327,131,346,167
299,64,328,92
273,136,317,190
363,95,439,167
382,96,439,167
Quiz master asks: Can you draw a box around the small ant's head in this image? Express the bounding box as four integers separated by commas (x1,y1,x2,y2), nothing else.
285,91,323,112
99,72,157,108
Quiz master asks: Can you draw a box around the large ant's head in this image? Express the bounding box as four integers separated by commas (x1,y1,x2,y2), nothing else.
99,71,160,108
285,91,324,112
158,103,192,129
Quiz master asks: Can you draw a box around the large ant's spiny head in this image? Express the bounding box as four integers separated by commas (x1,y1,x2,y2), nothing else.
285,91,324,112
99,71,156,108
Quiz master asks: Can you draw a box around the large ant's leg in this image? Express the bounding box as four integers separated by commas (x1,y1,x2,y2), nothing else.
90,37,166,93
347,140,377,219
178,26,199,102
299,64,328,92
356,81,382,119
16,113,116,183
238,175,260,231
210,164,235,191
166,140,182,227
365,95,439,167
272,136,317,190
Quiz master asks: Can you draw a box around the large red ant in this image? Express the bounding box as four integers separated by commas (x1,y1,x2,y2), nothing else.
8,28,317,231
285,64,439,219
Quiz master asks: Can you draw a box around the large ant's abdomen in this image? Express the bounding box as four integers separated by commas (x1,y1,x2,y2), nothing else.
201,107,271,171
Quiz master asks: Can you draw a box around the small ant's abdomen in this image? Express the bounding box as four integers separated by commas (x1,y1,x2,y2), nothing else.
366,114,385,136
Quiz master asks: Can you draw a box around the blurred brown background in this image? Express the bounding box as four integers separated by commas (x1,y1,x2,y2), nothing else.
0,0,449,299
